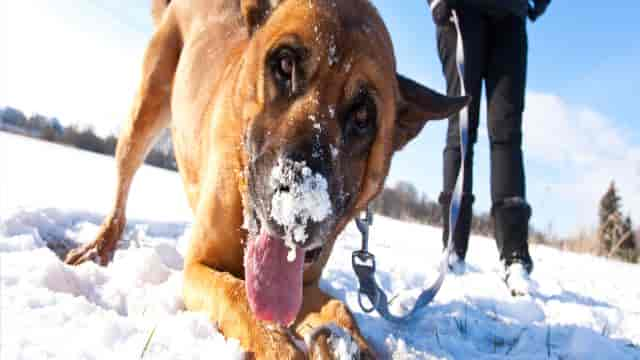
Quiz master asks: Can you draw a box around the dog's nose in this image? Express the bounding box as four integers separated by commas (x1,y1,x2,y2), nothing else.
283,147,306,164
281,143,331,180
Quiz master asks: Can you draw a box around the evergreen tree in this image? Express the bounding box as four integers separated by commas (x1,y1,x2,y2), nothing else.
622,216,634,249
618,215,638,263
599,181,620,227
598,182,638,262
598,181,622,255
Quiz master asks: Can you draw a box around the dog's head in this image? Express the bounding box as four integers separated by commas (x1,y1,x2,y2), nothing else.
236,0,467,268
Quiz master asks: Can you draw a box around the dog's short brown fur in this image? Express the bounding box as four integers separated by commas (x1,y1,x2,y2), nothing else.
65,0,467,358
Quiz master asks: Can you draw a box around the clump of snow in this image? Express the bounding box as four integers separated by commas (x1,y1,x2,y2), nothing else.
326,325,360,360
505,262,535,296
328,36,339,67
270,159,332,261
304,323,360,359
328,105,336,119
330,145,340,160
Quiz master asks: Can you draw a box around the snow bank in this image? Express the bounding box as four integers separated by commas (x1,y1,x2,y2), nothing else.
1,208,244,360
2,132,640,359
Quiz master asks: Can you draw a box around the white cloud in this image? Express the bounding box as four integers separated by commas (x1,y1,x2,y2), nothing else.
523,92,640,230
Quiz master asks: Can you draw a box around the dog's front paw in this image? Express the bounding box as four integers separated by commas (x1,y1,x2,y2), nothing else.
306,324,374,360
65,215,124,266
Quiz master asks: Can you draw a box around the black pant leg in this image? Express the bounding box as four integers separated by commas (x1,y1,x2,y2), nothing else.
436,8,487,258
485,15,533,270
485,15,527,202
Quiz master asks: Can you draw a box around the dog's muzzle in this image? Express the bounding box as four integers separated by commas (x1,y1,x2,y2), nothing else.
266,156,333,251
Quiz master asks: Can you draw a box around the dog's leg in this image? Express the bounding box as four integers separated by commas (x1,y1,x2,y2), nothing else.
295,286,375,359
184,261,306,359
65,13,182,266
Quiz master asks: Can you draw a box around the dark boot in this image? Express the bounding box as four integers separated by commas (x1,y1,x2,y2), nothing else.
439,192,475,260
492,197,533,273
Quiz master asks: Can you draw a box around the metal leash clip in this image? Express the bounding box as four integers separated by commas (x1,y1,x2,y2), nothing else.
352,209,379,313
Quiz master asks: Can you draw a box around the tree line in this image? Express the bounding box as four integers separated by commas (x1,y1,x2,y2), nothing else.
0,106,176,171
370,180,637,263
371,181,526,240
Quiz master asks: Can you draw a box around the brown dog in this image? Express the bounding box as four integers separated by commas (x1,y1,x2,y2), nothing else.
65,0,467,358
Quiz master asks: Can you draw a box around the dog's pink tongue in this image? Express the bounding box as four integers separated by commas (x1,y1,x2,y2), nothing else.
245,230,304,326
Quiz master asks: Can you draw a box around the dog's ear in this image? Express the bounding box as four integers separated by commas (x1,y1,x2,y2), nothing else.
241,0,280,34
394,74,470,151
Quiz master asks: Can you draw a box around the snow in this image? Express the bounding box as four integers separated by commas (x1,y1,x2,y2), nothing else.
328,105,337,119
325,324,361,359
1,131,640,359
328,36,339,67
504,263,533,296
269,158,332,261
303,323,360,359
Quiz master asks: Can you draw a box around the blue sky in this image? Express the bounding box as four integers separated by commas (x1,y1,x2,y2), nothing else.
2,0,639,236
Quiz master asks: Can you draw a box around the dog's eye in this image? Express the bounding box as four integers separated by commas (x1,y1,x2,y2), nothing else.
346,93,377,137
353,107,369,131
278,56,294,77
270,47,300,94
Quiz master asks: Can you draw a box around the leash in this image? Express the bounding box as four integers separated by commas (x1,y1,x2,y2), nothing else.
352,10,469,324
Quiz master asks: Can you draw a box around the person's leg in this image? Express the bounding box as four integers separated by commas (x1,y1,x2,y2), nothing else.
485,14,532,272
437,7,487,260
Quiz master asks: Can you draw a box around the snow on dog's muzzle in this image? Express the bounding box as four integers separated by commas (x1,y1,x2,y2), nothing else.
269,157,332,259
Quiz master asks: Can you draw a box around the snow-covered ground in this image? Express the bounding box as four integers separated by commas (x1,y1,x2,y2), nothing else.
1,132,639,359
